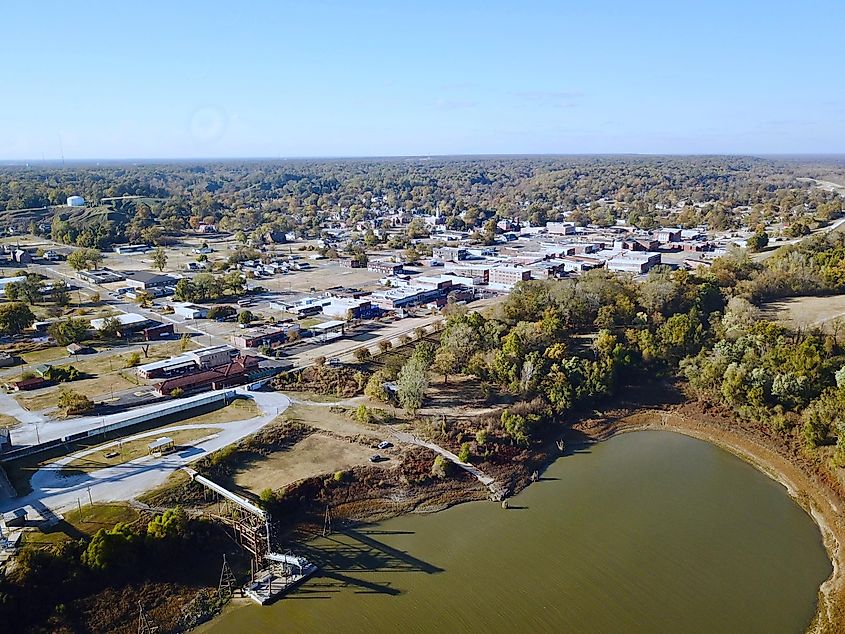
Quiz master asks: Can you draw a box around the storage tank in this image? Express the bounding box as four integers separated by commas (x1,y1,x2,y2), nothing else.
66,195,85,207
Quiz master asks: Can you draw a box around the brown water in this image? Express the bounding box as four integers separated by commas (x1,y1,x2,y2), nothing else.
202,431,832,633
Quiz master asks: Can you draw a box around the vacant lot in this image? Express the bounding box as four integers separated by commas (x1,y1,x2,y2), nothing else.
283,402,389,438
234,433,392,494
762,295,845,332
185,398,260,424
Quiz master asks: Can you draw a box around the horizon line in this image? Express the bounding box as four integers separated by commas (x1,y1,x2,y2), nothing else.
2,151,845,165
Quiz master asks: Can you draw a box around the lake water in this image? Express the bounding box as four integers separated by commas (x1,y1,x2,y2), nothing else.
202,431,832,633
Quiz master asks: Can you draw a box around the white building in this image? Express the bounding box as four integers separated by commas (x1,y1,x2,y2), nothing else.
172,303,208,320
66,195,85,207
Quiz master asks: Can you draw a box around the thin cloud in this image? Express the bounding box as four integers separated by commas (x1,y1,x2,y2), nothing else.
513,90,584,108
433,98,478,110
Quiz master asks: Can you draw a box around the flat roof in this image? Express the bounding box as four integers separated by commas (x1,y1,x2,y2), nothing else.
148,437,174,450
90,312,149,329
312,320,346,331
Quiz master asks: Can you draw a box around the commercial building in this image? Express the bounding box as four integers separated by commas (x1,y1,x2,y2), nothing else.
606,251,662,274
155,355,262,396
123,271,178,290
231,324,301,349
368,260,404,275
172,303,208,320
137,344,239,379
90,312,152,334
488,266,532,290
545,221,577,235
370,285,449,310
432,246,468,262
77,268,125,284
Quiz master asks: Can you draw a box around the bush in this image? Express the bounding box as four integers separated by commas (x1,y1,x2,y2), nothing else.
457,442,471,463
124,352,141,368
431,455,450,479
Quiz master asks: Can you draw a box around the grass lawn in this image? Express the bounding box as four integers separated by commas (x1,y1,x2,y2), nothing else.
234,432,390,494
22,503,141,549
0,413,19,429
62,427,222,476
179,397,260,425
15,372,139,411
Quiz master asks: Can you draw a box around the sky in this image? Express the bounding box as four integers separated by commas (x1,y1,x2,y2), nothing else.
1,0,843,159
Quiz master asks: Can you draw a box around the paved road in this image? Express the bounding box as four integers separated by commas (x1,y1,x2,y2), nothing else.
0,389,290,515
7,388,239,447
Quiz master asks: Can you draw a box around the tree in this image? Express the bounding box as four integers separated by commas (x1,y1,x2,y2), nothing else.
48,318,89,345
397,357,429,415
83,523,138,572
67,248,103,271
50,281,71,307
98,315,122,339
57,388,94,415
238,310,255,325
152,247,168,272
365,370,390,402
179,333,191,351
747,231,769,252
89,292,101,305
146,507,187,540
124,352,141,368
354,347,372,363
6,275,43,305
0,302,35,335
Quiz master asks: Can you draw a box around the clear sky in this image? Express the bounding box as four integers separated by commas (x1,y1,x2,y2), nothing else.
1,0,843,159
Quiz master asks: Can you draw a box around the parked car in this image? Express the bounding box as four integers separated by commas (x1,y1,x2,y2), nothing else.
377,441,392,450
369,454,384,463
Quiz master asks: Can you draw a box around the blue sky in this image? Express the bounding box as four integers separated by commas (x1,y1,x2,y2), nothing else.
1,0,843,159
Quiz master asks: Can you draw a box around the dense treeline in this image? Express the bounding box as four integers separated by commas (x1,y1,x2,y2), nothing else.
2,157,843,249
0,507,226,632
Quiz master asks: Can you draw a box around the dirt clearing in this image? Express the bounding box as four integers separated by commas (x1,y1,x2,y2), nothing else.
234,433,393,493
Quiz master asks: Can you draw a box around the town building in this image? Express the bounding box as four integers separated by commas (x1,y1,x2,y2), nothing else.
90,312,152,334
137,344,239,379
66,195,85,207
488,266,532,290
546,221,577,235
123,271,178,290
172,303,208,320
113,244,151,255
155,355,262,396
368,260,404,275
231,324,300,349
432,246,468,262
606,251,662,274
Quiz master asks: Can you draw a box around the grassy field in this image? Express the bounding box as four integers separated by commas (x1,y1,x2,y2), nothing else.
183,397,260,424
0,413,18,429
15,372,140,411
762,294,845,333
22,503,140,549
62,427,221,476
234,433,391,494
283,402,386,437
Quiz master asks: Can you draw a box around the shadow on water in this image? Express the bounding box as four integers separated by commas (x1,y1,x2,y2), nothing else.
289,525,445,599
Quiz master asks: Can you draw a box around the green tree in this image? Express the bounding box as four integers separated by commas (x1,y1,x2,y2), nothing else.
0,302,35,335
151,247,168,272
146,507,187,540
57,388,94,415
397,357,429,415
98,315,122,339
67,248,103,271
50,281,71,307
238,309,255,325
48,318,89,345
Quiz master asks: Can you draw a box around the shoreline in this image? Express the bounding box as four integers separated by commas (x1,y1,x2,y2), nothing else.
570,406,845,634
194,399,845,633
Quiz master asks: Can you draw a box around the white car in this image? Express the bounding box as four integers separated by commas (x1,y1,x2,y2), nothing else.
377,441,392,450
